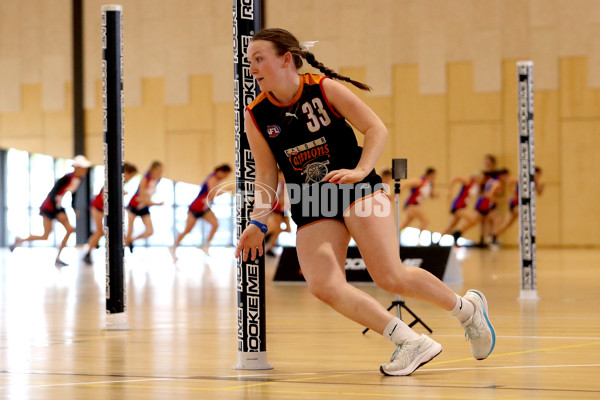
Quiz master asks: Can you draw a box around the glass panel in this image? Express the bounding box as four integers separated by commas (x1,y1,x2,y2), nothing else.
145,205,173,246
6,149,29,209
54,157,71,180
209,194,233,246
210,215,234,246
211,193,233,218
6,208,30,244
155,179,174,207
28,211,55,247
91,165,105,197
174,181,199,206
29,154,54,208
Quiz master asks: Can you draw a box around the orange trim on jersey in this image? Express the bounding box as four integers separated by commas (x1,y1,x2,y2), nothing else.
247,92,268,111
296,217,340,232
265,78,303,107
319,77,342,119
255,74,325,108
245,107,263,136
344,189,387,214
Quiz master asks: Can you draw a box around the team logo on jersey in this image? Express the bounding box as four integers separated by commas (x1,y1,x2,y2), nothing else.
284,137,331,181
267,125,281,138
302,160,330,183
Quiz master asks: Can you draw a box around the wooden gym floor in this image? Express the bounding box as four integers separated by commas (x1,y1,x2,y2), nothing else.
0,245,599,399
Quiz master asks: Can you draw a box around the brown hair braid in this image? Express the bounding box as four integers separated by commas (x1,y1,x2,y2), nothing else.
251,28,371,92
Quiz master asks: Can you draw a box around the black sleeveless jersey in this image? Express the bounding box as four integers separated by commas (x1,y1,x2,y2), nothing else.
247,74,367,185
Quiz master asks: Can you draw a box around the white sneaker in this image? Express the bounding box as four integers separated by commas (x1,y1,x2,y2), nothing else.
169,246,178,261
380,334,442,376
462,289,496,360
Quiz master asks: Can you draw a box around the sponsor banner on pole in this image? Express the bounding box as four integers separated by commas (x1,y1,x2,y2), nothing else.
102,5,127,320
517,61,538,300
233,0,271,369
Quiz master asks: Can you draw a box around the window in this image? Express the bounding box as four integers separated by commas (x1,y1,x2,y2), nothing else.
174,182,201,246
3,149,239,248
6,150,30,243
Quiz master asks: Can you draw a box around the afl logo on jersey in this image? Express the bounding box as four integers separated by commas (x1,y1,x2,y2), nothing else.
267,125,281,138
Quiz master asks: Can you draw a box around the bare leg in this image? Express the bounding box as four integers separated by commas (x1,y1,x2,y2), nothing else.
18,216,53,245
202,210,219,246
344,193,457,312
55,212,75,261
398,207,416,231
413,207,429,231
494,209,518,237
125,211,136,246
456,210,482,235
174,211,198,248
132,214,154,242
87,208,104,251
296,219,397,334
440,213,460,237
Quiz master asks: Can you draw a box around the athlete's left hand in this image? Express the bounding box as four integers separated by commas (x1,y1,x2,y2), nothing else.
322,168,368,184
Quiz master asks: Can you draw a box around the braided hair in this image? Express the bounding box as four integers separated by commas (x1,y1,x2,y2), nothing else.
251,28,371,92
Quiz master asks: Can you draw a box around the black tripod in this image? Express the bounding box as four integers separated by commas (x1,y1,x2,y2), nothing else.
362,159,432,335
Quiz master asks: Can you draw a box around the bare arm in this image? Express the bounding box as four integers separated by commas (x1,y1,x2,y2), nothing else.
320,78,388,184
448,176,470,199
245,111,279,224
235,110,279,261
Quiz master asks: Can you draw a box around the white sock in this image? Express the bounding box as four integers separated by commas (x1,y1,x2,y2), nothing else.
448,293,474,324
382,317,421,345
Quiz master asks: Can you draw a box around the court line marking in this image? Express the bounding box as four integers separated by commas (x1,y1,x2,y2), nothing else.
220,341,600,378
432,334,600,341
219,362,600,379
6,361,600,385
25,377,170,388
423,363,600,373
81,381,599,399
10,363,600,398
6,340,600,392
219,373,351,391
2,332,599,351
428,340,600,366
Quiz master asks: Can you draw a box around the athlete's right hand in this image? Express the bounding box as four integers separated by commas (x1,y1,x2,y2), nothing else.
235,225,265,261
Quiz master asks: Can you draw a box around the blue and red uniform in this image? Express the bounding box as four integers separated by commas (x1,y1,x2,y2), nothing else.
91,189,104,212
188,173,214,219
475,177,499,216
451,178,478,214
404,177,433,208
40,173,81,219
128,173,159,217
509,185,519,212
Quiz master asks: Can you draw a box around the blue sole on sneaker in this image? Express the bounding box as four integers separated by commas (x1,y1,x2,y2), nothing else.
468,289,496,358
